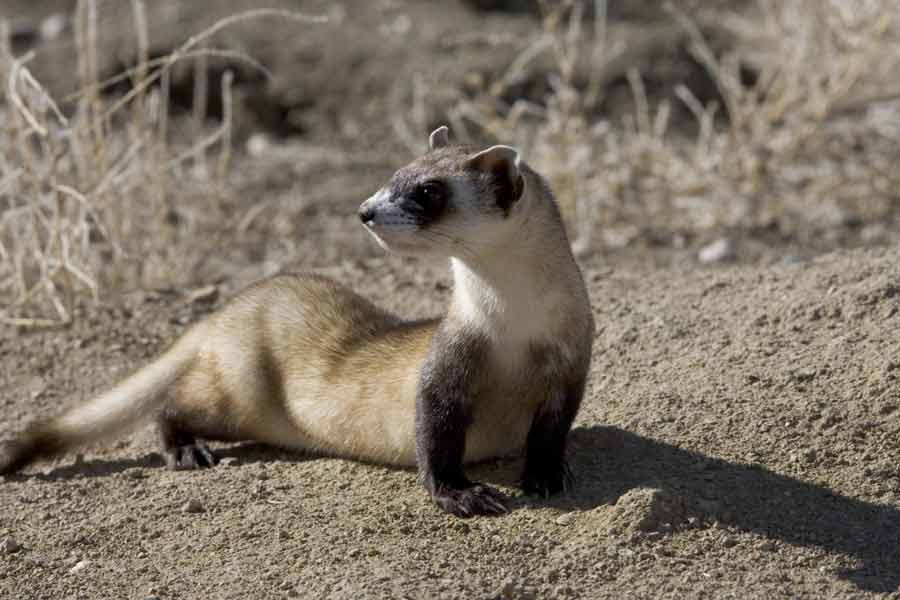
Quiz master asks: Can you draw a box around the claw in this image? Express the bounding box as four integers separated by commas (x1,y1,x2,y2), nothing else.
432,482,510,517
164,441,218,471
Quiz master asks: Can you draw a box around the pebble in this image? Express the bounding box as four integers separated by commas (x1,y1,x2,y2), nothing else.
126,468,147,480
791,368,816,383
1,536,21,554
40,14,67,40
182,499,204,514
69,559,89,574
493,577,535,600
698,238,735,264
246,133,271,157
220,457,238,466
554,513,575,526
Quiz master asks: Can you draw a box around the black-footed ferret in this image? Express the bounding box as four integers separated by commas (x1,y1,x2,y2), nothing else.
1,126,594,517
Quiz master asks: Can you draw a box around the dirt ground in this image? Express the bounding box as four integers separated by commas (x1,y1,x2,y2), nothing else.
3,248,899,599
2,1,900,599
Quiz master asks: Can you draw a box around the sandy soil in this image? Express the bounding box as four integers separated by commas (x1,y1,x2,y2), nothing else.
2,247,899,599
2,1,900,599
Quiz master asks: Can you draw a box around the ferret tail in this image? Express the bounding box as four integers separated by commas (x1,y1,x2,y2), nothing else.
0,332,199,475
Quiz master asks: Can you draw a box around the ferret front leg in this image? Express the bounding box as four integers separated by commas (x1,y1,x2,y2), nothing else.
415,333,508,517
521,379,585,498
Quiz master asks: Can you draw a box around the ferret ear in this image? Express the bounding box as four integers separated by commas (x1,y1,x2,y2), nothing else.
465,145,525,214
428,126,450,150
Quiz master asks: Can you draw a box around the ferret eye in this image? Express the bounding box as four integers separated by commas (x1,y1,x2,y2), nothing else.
410,181,447,212
419,181,445,202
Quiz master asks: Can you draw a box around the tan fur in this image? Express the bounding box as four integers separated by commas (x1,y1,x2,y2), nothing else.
161,275,430,466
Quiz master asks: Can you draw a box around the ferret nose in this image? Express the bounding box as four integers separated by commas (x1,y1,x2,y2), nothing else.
358,205,376,225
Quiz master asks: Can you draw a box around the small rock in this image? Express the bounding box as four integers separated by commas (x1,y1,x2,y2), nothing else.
722,536,739,548
791,368,816,383
126,468,147,480
40,14,67,40
220,457,238,466
494,577,535,600
698,238,734,264
1,536,21,554
69,559,89,574
554,513,575,526
182,499,204,514
246,133,271,157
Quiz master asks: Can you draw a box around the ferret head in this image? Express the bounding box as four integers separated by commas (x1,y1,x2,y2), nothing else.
359,126,528,258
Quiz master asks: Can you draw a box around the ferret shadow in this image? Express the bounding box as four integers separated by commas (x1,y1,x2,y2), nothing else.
17,442,312,482
23,454,161,480
496,425,898,594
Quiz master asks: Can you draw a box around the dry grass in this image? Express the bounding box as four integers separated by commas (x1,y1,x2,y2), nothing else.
0,2,324,327
3,0,898,325
444,0,900,252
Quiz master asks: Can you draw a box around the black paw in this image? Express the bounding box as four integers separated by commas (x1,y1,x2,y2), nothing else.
162,441,218,471
521,461,574,498
431,483,509,518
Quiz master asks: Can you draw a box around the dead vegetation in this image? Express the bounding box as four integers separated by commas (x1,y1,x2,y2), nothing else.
0,1,322,327
443,0,900,252
2,0,899,325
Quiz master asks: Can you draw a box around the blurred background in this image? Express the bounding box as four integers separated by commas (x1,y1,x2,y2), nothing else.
2,0,899,325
